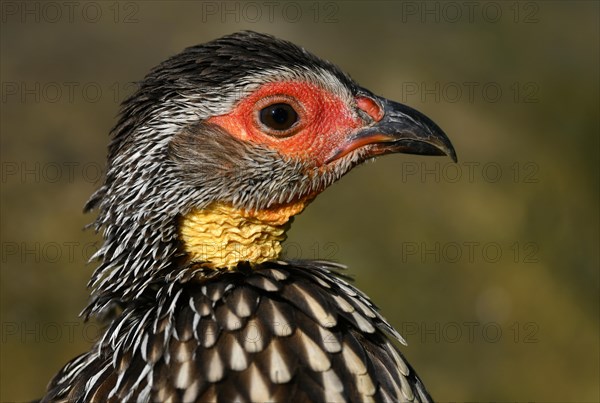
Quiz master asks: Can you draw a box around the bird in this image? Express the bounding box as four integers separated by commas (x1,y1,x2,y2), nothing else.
41,31,456,402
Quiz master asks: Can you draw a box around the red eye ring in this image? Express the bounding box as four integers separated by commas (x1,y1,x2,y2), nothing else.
254,95,306,138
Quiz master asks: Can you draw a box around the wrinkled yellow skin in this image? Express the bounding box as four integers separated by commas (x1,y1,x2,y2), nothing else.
179,202,306,268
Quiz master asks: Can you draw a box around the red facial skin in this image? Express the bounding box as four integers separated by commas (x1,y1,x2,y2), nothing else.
356,96,384,122
208,81,383,166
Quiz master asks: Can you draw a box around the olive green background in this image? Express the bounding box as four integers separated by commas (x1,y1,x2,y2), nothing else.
1,1,598,401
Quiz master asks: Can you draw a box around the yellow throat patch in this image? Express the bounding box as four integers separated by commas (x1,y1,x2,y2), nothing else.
179,202,307,268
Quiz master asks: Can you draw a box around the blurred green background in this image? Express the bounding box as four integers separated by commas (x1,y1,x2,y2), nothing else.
1,1,598,401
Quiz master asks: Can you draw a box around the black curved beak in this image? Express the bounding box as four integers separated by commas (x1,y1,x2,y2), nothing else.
327,93,457,163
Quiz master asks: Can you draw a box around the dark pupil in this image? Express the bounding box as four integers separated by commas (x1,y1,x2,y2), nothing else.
260,103,298,131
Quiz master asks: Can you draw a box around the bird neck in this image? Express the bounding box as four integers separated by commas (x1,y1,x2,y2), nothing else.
178,201,307,268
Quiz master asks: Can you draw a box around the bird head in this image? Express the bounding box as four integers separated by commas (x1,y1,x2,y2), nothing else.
85,31,456,314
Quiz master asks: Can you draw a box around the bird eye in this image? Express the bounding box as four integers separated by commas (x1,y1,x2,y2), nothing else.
259,103,298,133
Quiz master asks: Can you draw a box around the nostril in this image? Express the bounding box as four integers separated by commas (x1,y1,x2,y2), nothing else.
356,96,384,122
